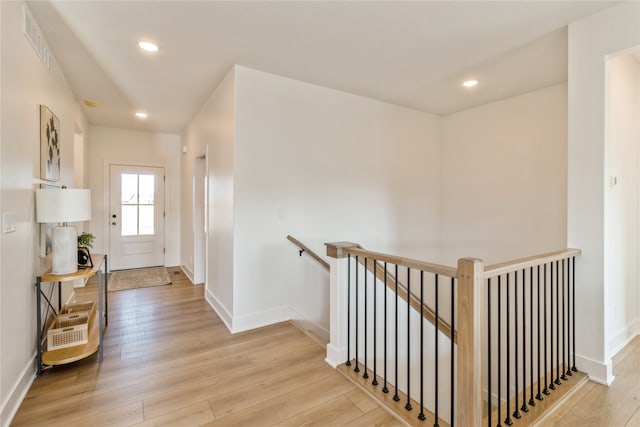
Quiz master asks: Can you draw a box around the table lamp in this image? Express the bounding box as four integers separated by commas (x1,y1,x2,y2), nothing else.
35,188,91,275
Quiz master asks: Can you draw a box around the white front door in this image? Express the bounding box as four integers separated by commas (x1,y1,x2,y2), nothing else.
109,165,165,270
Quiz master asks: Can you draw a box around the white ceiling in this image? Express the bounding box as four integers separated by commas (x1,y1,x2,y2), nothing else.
28,1,618,134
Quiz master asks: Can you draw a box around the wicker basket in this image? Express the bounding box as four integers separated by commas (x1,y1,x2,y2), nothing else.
47,301,95,351
63,301,95,314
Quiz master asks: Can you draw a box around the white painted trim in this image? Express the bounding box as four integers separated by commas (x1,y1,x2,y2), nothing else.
1,355,35,427
325,343,345,368
576,353,614,385
608,320,640,360
102,160,169,271
204,288,233,332
231,305,290,333
180,264,194,284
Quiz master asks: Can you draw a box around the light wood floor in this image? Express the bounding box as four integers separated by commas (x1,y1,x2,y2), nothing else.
539,336,640,427
12,267,401,427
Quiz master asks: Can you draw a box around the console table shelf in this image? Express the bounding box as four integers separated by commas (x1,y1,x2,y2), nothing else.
36,254,108,376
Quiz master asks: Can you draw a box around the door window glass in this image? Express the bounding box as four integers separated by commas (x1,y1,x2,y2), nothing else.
120,173,155,236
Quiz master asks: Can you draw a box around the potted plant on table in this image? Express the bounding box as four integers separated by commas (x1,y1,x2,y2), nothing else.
77,232,95,269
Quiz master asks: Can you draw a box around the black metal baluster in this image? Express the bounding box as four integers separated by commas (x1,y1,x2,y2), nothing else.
498,275,502,426
364,258,369,379
525,267,532,410
572,257,578,372
451,277,455,427
536,265,542,402
355,255,360,373
549,262,555,391
419,271,426,422
514,271,521,419
552,261,561,385
561,258,567,381
505,273,513,426
406,269,412,411
383,262,389,392
566,257,573,378
488,278,492,427
394,264,400,401
373,259,379,385
347,254,352,366
543,263,549,396
434,274,439,426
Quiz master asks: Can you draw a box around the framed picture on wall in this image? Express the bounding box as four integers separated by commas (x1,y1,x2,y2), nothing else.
39,183,59,257
40,105,60,182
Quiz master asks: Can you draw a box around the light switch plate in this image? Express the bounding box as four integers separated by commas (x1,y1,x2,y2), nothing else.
2,212,16,233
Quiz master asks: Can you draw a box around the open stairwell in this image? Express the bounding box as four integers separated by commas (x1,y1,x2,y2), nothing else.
322,241,585,426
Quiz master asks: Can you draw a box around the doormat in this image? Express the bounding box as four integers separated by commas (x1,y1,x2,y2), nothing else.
108,267,172,292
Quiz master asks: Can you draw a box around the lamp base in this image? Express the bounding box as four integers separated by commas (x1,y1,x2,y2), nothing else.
52,226,78,275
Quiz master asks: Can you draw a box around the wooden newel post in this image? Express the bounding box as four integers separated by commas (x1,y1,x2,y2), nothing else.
324,242,360,368
456,258,484,426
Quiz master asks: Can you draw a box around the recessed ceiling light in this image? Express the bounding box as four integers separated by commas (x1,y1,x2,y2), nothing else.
463,80,479,88
135,112,148,119
138,41,159,52
83,100,99,108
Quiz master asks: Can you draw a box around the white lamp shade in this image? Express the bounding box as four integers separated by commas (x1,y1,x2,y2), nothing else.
35,188,91,223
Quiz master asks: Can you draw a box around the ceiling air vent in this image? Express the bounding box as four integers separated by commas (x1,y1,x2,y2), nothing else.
23,5,51,71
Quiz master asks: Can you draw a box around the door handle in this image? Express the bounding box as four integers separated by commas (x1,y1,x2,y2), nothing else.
112,222,117,226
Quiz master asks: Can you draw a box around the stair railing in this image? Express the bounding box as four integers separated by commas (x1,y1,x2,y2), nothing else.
326,242,458,425
325,242,582,427
287,235,330,271
482,249,581,427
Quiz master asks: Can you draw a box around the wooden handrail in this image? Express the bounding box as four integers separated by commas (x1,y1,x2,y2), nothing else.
483,248,582,279
326,243,458,341
344,246,457,278
287,235,330,271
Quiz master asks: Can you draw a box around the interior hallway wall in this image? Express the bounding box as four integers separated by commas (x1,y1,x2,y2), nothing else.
0,2,89,424
605,53,640,358
568,0,640,384
87,126,181,268
181,68,236,326
232,66,441,332
440,83,568,265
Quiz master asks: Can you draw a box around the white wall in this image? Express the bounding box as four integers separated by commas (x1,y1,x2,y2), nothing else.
440,84,568,265
568,0,640,384
0,2,89,424
87,126,181,267
232,66,441,332
605,53,640,357
181,68,236,325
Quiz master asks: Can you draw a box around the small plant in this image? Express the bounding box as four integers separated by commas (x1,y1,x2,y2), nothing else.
77,232,95,248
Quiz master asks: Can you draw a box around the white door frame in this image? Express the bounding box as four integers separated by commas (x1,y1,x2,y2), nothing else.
103,160,168,272
193,149,208,285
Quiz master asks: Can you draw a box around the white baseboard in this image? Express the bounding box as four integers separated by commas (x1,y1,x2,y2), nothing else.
287,307,330,343
180,264,194,284
608,321,640,361
203,289,326,337
231,305,290,333
1,355,35,427
204,288,233,332
575,353,614,385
